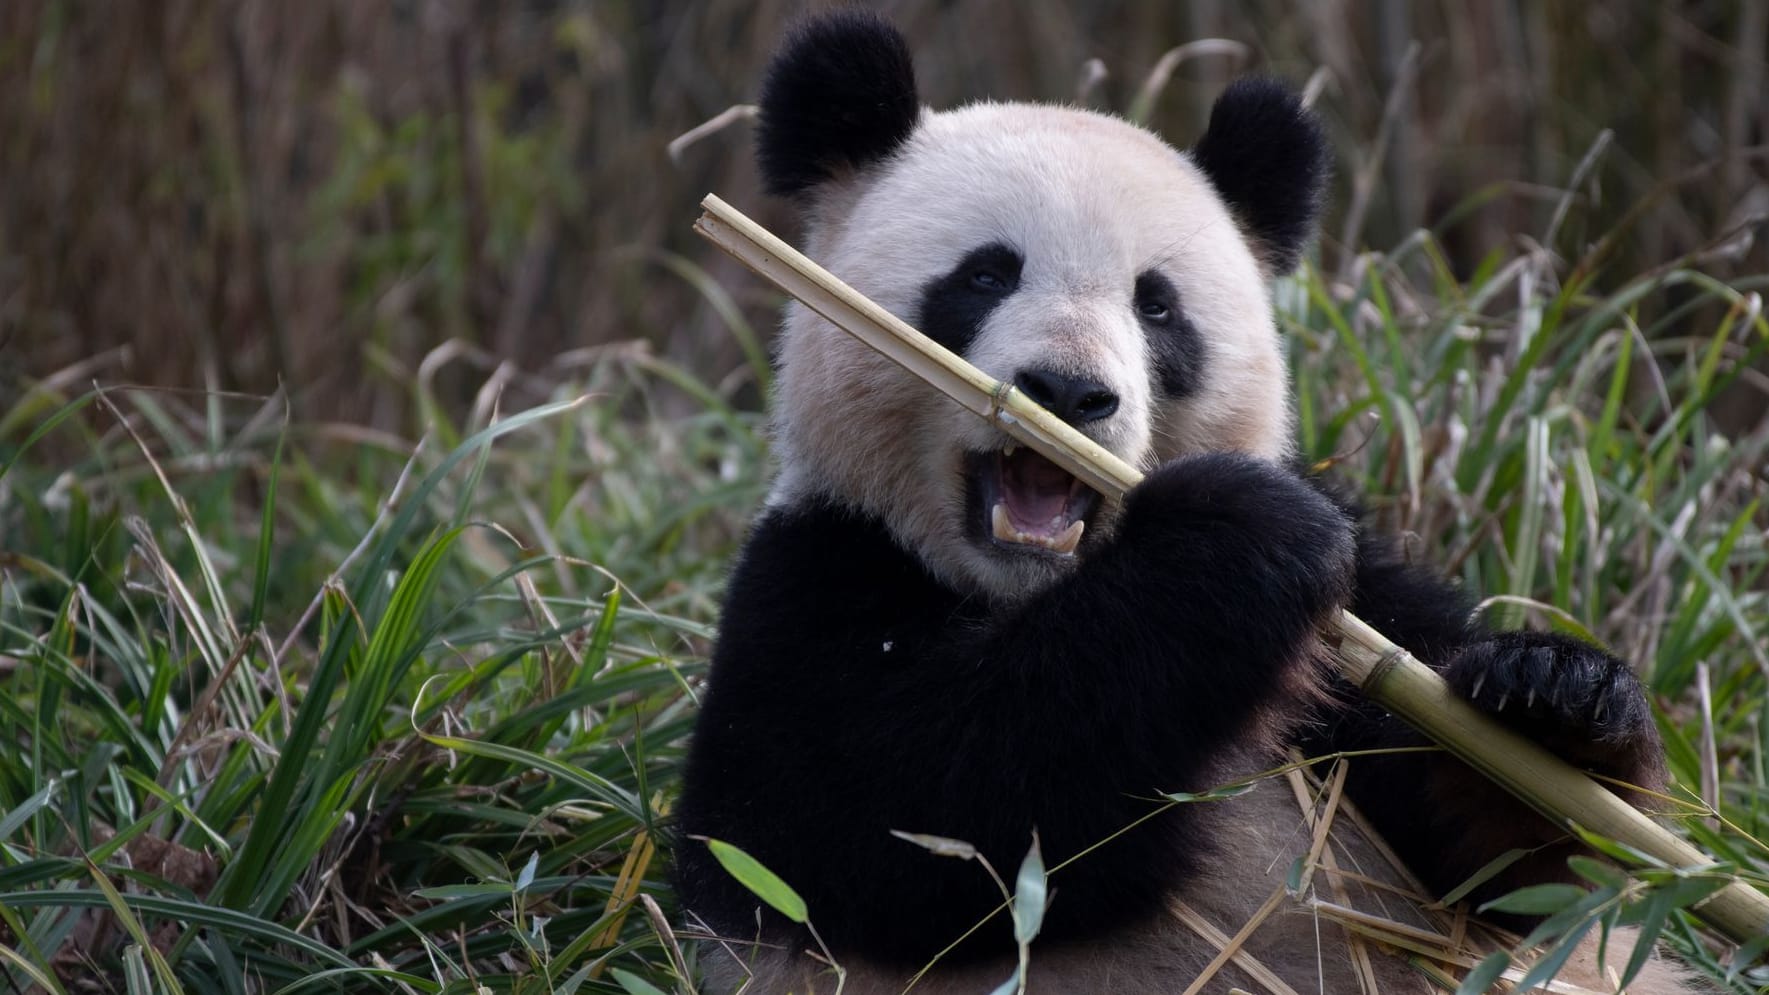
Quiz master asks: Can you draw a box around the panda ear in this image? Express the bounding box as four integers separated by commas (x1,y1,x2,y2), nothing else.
1189,78,1331,274
756,10,921,199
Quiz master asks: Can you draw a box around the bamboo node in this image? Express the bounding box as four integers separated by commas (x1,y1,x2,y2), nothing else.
988,379,1017,426
1365,645,1409,691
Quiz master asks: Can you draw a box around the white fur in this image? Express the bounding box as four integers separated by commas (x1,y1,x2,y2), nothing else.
768,103,1291,597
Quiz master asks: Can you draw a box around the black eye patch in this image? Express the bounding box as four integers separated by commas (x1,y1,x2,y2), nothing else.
1135,270,1205,398
914,243,1024,355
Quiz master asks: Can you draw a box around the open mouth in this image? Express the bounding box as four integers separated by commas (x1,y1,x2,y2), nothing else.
968,445,1101,557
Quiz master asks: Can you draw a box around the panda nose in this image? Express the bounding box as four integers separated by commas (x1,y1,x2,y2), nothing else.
1013,369,1120,426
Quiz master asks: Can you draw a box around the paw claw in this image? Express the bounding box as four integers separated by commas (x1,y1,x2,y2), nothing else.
1446,633,1663,784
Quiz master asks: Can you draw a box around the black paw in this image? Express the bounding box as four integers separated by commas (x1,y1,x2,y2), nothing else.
1121,452,1357,619
1445,632,1664,785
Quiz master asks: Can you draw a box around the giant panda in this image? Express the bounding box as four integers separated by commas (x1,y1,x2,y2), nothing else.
674,11,1695,993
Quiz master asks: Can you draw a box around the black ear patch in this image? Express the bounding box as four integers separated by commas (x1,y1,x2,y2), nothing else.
756,10,921,198
1189,78,1331,274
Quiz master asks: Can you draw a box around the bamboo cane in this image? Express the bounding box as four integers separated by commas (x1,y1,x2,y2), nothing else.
692,192,1769,946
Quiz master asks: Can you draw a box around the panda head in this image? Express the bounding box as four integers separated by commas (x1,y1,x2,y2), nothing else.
758,11,1330,599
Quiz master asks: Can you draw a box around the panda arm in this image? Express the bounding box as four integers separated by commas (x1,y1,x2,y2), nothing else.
676,454,1354,962
1298,494,1668,908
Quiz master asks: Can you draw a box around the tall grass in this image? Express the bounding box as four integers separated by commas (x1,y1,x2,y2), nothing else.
1288,229,1769,986
0,348,766,991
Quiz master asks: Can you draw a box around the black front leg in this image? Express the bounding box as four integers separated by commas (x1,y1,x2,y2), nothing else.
1423,632,1667,903
1305,520,1668,908
1055,452,1360,761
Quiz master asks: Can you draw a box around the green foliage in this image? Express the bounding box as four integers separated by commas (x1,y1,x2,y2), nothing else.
0,358,764,990
1292,218,1769,990
1292,249,1769,686
1458,858,1744,994
702,840,806,925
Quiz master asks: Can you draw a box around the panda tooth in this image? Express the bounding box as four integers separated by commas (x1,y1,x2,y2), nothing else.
1003,442,1019,457
992,503,1082,553
991,503,1015,543
1052,519,1085,554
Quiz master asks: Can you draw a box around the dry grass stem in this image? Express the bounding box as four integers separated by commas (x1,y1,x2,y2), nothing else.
1165,898,1305,995
1178,887,1293,995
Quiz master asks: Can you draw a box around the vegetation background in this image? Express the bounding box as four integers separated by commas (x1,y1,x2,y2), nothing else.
2,1,1767,992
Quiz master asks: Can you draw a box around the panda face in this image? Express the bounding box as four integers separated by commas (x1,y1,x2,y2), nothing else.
771,106,1291,595
757,13,1328,599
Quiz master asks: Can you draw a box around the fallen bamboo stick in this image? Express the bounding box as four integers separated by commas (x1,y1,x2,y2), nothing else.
692,192,1769,946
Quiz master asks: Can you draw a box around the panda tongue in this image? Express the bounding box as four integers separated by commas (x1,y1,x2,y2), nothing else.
1001,449,1074,532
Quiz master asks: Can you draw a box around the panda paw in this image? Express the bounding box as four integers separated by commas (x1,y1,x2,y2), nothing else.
1445,632,1665,788
1122,452,1357,620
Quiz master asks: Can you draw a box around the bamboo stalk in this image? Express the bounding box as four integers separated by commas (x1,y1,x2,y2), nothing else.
692,192,1769,946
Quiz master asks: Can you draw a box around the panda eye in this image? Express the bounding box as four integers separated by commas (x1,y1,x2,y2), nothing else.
1134,271,1179,328
953,244,1022,296
970,268,1011,293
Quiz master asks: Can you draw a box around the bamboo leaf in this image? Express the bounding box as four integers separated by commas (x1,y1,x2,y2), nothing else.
1478,882,1586,916
1440,848,1529,906
1516,917,1596,990
1620,887,1676,986
1011,833,1046,946
890,831,978,860
1454,951,1510,995
704,838,807,924
1162,782,1256,803
1566,856,1627,890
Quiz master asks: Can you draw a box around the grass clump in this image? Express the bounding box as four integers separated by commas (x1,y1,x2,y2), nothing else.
1288,224,1769,986
0,353,764,991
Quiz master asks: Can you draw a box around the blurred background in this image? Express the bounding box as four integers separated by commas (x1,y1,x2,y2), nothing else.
4,0,1766,429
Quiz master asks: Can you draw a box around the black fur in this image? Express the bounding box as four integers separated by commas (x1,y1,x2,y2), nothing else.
675,454,1356,963
676,461,1670,962
755,9,920,198
915,242,1024,355
1136,268,1207,398
1189,78,1332,273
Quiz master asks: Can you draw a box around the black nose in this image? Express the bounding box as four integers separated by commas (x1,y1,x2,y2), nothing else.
1013,369,1120,425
